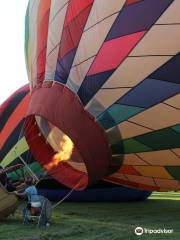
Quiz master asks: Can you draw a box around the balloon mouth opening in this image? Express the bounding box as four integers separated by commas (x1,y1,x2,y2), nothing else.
24,82,112,190
24,115,89,190
35,116,88,177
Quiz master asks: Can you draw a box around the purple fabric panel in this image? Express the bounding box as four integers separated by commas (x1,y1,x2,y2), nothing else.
149,53,180,84
118,78,180,108
55,48,76,84
106,0,173,41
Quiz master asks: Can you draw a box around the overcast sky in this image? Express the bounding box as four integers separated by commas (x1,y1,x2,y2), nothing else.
0,0,29,104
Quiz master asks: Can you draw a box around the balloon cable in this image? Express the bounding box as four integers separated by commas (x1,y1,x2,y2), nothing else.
14,119,39,182
52,175,85,209
13,147,39,182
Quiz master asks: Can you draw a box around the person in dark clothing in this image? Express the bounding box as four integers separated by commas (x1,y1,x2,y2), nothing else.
0,166,16,192
0,166,8,187
6,178,16,192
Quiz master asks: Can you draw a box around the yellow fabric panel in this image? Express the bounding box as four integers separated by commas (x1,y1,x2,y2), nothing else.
107,121,151,141
125,174,156,187
122,154,149,166
165,94,180,110
130,25,180,56
28,0,40,84
85,0,126,30
134,166,173,179
103,56,171,88
137,149,180,166
1,137,29,168
129,103,180,131
107,98,180,142
154,178,180,191
156,0,180,24
45,0,68,79
172,149,180,157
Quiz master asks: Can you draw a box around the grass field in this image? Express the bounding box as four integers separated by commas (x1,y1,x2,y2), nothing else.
1,192,180,240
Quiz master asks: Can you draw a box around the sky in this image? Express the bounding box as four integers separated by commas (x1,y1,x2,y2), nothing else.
0,0,29,104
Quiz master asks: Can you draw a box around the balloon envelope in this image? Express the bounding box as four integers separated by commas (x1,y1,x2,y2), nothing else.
0,84,47,180
25,0,180,191
37,179,151,202
0,85,151,201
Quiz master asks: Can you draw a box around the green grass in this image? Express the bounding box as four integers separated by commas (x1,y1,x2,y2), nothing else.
1,192,180,240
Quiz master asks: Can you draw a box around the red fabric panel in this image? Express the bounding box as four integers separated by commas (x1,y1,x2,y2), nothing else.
0,94,30,149
118,165,141,175
126,0,143,5
104,176,159,191
25,82,112,189
0,85,29,116
59,4,93,59
87,31,146,75
47,163,88,190
37,0,51,82
64,0,93,28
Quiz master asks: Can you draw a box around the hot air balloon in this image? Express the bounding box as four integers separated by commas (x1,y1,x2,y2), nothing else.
24,0,180,192
0,84,44,179
0,85,151,201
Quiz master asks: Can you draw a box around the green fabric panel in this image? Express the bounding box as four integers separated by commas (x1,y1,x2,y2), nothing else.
8,170,21,181
172,125,180,134
135,127,180,150
166,166,180,180
30,162,46,177
111,138,152,154
8,162,46,181
112,125,180,155
1,137,29,168
98,104,144,129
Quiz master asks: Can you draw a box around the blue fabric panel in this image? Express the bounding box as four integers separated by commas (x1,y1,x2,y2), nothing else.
117,79,180,108
55,48,76,84
106,0,173,41
149,53,180,84
38,187,151,202
78,70,114,105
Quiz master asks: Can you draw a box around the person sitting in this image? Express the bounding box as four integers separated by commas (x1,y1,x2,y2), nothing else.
14,177,40,222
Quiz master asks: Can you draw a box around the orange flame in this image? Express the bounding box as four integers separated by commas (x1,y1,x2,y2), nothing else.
45,134,74,171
